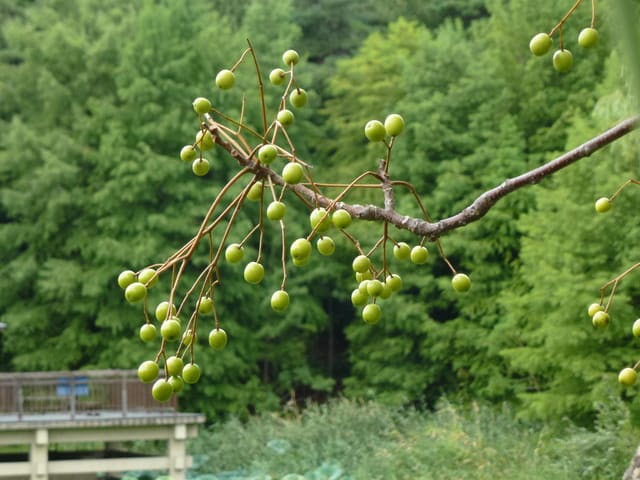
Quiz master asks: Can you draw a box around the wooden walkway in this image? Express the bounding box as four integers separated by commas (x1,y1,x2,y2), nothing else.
0,370,205,480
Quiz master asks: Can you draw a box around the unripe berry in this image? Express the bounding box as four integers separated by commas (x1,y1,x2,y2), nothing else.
578,28,598,48
594,197,611,213
282,49,300,66
364,120,386,142
215,69,235,90
552,49,573,73
270,68,287,85
192,97,211,114
529,33,553,56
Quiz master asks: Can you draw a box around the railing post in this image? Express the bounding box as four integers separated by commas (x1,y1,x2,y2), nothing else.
121,372,128,418
69,375,76,420
16,378,23,421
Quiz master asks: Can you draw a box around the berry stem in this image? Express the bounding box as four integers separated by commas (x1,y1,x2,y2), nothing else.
549,0,585,37
246,40,268,135
609,179,640,202
591,0,596,28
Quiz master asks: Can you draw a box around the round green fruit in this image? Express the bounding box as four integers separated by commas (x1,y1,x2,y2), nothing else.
208,328,228,350
379,282,392,300
192,97,211,115
155,301,177,321
552,49,573,72
352,255,371,273
351,289,368,307
169,376,184,393
215,69,235,90
587,303,603,318
384,114,404,136
619,367,637,387
225,243,244,263
270,68,286,85
258,144,278,164
247,181,263,201
633,319,640,337
165,356,184,377
364,120,386,142
125,282,147,303
410,246,429,265
595,197,611,213
152,379,173,402
137,360,159,383
267,201,286,221
386,274,403,292
290,238,312,260
244,261,265,284
182,329,196,346
195,130,215,150
282,49,300,66
529,33,553,56
366,279,384,297
362,303,382,324
161,319,181,341
332,209,352,229
117,270,136,289
282,162,304,184
138,268,158,287
592,311,610,328
316,236,335,256
277,109,294,126
139,323,157,342
289,88,308,108
270,290,290,312
358,280,370,295
181,363,201,384
578,27,598,48
192,158,210,176
355,271,373,282
292,255,309,267
451,273,471,293
198,296,214,315
310,207,331,232
180,145,197,162
393,242,411,261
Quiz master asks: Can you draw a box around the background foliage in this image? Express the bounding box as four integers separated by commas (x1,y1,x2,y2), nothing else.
1,0,640,427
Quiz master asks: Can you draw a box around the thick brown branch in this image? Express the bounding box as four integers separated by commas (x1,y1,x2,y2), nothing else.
205,115,639,241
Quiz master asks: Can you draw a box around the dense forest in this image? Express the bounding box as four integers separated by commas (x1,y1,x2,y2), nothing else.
1,0,639,426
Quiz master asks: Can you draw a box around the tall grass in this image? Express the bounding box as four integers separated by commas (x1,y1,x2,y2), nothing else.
188,398,636,479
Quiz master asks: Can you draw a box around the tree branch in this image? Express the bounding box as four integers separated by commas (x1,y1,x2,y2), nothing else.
205,114,640,241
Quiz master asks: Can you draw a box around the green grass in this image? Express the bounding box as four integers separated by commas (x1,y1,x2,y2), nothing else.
188,398,638,480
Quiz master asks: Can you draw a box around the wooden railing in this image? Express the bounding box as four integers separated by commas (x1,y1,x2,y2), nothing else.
0,370,177,420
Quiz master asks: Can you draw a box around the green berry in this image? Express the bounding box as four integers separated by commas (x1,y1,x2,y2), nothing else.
352,255,371,273
332,209,352,229
282,162,304,184
633,319,640,337
451,273,471,293
393,242,411,261
362,304,382,324
258,144,278,164
225,243,244,263
277,109,294,126
181,363,201,384
282,49,300,66
161,318,181,341
180,145,197,162
290,238,312,260
316,236,335,256
215,69,235,90
386,274,403,292
267,201,286,221
192,97,211,114
152,379,173,402
355,271,373,282
310,207,331,232
270,68,287,85
137,360,159,383
139,323,157,342
592,311,610,328
270,290,290,312
138,268,158,288
198,296,214,315
244,262,265,284
529,33,553,56
595,197,611,213
182,329,196,347
195,130,215,150
247,181,263,201
192,158,210,176
578,28,598,48
125,282,147,303
364,120,386,142
289,88,308,108
165,356,184,377
208,328,228,350
351,289,368,307
292,255,309,267
553,49,573,72
384,114,404,136
169,376,184,393
366,279,384,297
619,367,637,386
155,301,177,321
117,270,136,289
587,303,603,317
358,280,370,295
410,246,429,265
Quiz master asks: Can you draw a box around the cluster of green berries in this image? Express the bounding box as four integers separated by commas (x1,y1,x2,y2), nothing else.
118,267,229,402
529,27,598,73
364,113,405,142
